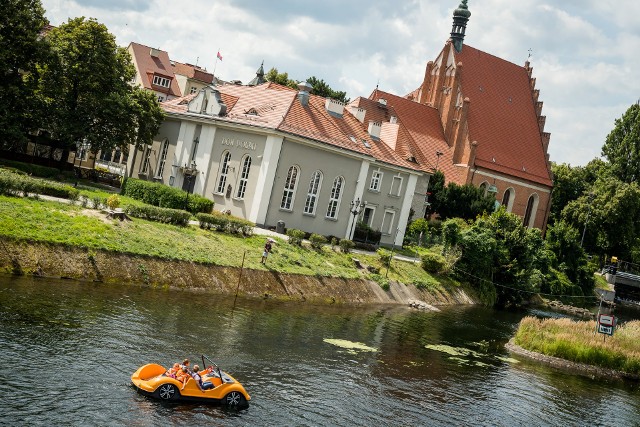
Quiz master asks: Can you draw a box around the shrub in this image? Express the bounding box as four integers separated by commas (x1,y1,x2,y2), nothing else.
287,229,305,246
369,273,390,291
91,196,104,209
124,204,191,226
353,221,382,244
106,194,121,210
354,241,377,252
121,178,213,214
195,212,254,235
309,233,327,249
421,252,446,273
0,160,62,179
413,277,438,290
377,248,392,267
0,168,79,199
339,239,355,253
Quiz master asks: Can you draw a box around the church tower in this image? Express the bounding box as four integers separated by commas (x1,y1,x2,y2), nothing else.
450,0,471,52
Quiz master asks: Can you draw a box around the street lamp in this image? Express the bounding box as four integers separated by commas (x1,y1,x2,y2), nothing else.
349,198,366,240
581,192,595,248
434,151,443,171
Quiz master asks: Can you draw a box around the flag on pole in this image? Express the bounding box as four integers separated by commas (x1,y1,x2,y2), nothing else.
217,51,223,61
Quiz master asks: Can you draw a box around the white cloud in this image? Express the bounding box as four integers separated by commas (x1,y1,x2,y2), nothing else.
40,0,640,166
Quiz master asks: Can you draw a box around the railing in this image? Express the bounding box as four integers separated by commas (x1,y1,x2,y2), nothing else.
95,159,127,176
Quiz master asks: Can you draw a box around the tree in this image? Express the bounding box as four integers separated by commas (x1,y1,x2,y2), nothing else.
437,182,495,221
306,76,349,103
265,67,297,89
545,220,594,295
0,0,48,145
424,170,445,217
35,17,163,155
602,102,640,184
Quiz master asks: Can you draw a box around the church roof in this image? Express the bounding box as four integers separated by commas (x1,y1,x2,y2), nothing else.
454,44,552,186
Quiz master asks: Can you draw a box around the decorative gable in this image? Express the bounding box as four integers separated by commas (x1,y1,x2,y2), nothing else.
187,87,227,116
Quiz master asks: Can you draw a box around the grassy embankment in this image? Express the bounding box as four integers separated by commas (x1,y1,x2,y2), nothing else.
514,316,640,376
0,193,453,291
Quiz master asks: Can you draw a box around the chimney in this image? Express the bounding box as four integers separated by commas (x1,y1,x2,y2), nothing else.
150,47,161,57
325,98,345,117
378,98,387,107
368,121,382,140
297,82,312,106
348,106,366,123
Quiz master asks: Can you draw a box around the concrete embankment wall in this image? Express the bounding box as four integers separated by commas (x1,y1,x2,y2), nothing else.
0,240,477,306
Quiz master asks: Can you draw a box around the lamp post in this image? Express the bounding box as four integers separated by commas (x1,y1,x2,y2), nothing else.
435,151,443,171
581,192,595,248
349,198,366,240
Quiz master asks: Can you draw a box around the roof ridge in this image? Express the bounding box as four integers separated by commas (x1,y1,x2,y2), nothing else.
458,44,526,70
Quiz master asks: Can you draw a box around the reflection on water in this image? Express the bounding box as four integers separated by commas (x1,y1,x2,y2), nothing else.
0,275,638,426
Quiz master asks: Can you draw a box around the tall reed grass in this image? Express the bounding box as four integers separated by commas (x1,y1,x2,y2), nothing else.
514,316,640,375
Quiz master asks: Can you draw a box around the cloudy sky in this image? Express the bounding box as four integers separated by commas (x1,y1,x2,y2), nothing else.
41,0,640,166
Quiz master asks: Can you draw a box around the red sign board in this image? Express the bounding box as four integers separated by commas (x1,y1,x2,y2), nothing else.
598,314,615,327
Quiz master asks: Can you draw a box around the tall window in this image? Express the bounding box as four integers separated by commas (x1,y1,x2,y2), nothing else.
502,188,514,212
369,170,382,191
236,155,252,199
382,210,395,235
140,146,151,174
326,176,344,219
523,194,538,228
156,139,169,178
216,151,231,194
304,171,323,215
390,176,403,196
280,166,299,210
191,137,199,163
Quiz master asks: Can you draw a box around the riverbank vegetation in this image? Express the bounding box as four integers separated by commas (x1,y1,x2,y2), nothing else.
0,193,448,290
514,316,640,376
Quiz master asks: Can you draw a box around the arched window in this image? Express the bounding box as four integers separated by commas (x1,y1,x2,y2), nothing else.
156,139,169,178
501,187,515,212
523,193,539,228
326,176,344,219
479,181,488,196
280,165,299,210
235,155,252,199
215,151,231,194
304,170,323,215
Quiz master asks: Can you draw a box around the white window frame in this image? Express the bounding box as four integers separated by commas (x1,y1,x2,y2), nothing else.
502,187,515,212
156,139,169,178
523,193,539,228
389,175,403,196
361,205,376,227
190,86,198,94
381,209,396,235
325,176,344,220
304,170,323,215
235,155,252,199
152,75,170,88
190,137,199,164
215,151,231,194
280,165,300,211
157,95,165,102
140,145,151,174
369,169,383,192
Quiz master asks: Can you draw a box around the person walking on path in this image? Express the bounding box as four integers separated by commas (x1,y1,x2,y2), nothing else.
261,239,273,264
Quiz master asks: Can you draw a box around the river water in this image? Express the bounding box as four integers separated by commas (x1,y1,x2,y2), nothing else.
0,275,638,426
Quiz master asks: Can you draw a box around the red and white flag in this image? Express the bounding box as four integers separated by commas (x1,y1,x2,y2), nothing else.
217,51,223,61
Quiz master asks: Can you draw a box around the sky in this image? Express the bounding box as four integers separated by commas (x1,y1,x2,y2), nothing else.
41,0,640,166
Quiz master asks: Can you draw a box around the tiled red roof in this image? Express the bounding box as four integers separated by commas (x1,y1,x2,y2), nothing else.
128,42,181,98
358,91,460,182
454,44,552,186
172,61,214,84
161,83,419,172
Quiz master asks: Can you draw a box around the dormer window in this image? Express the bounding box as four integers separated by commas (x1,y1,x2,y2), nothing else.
244,108,259,116
152,75,170,88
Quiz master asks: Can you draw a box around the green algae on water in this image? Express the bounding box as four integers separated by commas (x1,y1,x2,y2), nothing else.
323,338,377,353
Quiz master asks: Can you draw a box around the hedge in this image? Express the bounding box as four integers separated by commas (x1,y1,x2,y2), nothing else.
421,252,446,273
0,168,79,200
195,212,254,236
287,229,305,245
124,204,192,226
0,159,63,179
121,178,213,214
339,239,355,253
309,233,327,249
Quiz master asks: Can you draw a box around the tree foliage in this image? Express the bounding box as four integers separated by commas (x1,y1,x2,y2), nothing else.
0,0,48,144
306,76,349,103
602,103,640,184
437,181,495,221
34,17,164,153
265,67,298,89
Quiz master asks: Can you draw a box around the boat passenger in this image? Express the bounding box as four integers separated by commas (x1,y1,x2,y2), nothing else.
165,363,180,378
177,366,191,389
191,365,214,391
180,358,190,372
